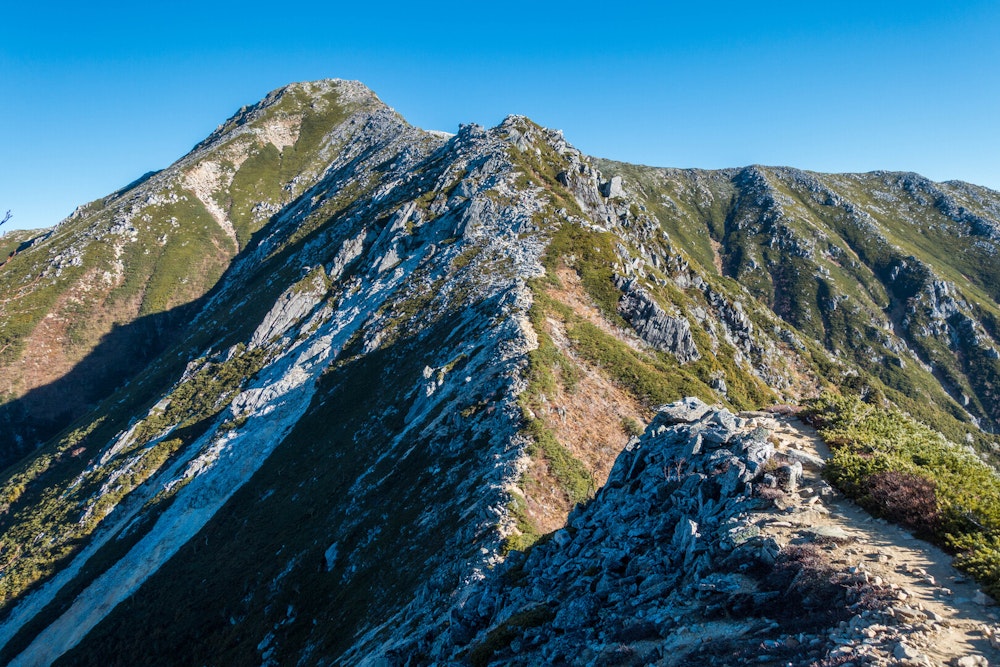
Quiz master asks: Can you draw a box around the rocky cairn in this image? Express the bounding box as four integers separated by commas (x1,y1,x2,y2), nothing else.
403,399,994,666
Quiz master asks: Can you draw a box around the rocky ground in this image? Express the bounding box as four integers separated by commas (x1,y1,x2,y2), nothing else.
759,414,1000,667
420,399,1000,667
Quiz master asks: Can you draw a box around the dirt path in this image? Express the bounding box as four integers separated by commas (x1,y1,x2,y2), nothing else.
763,415,1000,666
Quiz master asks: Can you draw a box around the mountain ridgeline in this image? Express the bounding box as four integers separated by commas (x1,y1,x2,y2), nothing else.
0,80,998,665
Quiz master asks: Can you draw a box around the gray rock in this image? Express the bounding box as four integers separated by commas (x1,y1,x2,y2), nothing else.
613,620,660,643
759,538,780,565
716,459,747,497
783,447,825,469
448,607,476,644
696,572,742,594
552,595,598,630
892,605,925,622
616,277,700,362
743,439,775,473
672,518,699,557
777,461,803,491
808,525,851,541
433,400,822,663
323,543,339,572
974,590,996,606
710,409,738,431
656,397,712,425
893,641,924,662
701,426,735,447
600,175,625,199
682,433,704,458
249,276,326,349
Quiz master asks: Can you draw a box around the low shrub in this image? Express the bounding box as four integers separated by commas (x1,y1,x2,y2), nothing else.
807,393,1000,598
621,416,645,438
865,470,940,537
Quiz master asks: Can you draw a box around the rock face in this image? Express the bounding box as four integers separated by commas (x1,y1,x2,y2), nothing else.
600,159,1000,431
616,276,700,362
0,87,553,667
429,401,779,663
0,80,394,463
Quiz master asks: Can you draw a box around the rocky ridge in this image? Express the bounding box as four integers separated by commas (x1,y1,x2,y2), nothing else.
0,80,999,665
431,399,1000,667
0,80,406,462
0,91,562,665
603,159,1000,437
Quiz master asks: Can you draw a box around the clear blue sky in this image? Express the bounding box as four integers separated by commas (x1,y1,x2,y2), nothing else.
2,1,999,231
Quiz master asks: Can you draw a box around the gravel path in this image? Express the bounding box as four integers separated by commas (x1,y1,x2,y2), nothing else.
761,415,1000,666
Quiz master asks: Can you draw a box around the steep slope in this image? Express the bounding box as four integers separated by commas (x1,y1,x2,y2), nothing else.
0,80,999,665
0,80,387,464
601,161,1000,440
0,87,586,664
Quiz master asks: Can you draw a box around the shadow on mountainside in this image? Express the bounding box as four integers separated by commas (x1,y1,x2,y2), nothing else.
0,177,343,473
0,303,201,470
0,132,414,475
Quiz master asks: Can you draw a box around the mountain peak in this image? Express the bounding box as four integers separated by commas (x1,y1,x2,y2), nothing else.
191,78,391,156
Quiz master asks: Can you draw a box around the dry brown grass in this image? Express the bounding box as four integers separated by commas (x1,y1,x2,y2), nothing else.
520,263,651,533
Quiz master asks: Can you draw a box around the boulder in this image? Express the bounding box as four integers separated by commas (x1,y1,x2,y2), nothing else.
600,175,625,199
893,641,925,662
710,409,738,431
783,447,825,469
742,438,775,473
808,525,851,542
323,543,339,572
777,460,803,491
656,397,712,425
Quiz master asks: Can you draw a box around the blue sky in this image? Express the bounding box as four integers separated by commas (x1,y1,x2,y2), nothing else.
2,1,999,231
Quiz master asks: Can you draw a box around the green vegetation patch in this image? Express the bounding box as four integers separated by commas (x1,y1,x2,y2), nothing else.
542,222,622,323
567,319,711,407
225,87,352,246
807,393,1000,597
127,344,268,448
522,417,593,505
503,493,542,555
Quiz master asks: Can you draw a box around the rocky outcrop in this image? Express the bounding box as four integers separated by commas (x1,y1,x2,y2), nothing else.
421,400,996,666
615,277,700,362
600,175,625,199
0,79,403,465
0,87,553,667
423,400,782,663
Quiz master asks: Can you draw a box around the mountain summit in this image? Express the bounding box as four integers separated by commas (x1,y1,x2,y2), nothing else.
1,80,999,665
